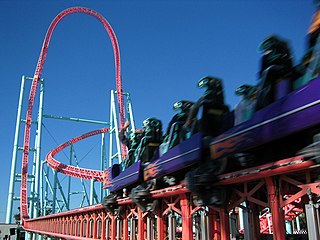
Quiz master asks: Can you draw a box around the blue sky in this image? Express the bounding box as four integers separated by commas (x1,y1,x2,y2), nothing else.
0,0,315,222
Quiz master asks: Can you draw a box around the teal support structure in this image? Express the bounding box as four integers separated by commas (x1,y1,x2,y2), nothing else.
6,76,26,223
6,74,135,229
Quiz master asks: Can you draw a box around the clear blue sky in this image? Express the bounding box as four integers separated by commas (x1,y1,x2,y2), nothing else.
0,0,315,222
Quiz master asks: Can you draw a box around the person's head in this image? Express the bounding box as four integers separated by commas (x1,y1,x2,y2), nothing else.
142,117,162,129
173,100,194,113
235,84,256,98
130,129,144,142
198,76,223,97
258,35,283,54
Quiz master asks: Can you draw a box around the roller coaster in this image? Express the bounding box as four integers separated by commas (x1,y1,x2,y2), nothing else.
7,5,320,240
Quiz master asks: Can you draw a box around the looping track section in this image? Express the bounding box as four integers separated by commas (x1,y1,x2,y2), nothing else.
21,7,125,221
46,128,109,182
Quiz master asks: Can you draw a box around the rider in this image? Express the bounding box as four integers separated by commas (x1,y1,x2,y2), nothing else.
134,117,163,163
258,35,293,78
162,100,194,151
183,76,230,137
234,84,257,125
256,35,294,110
119,121,144,169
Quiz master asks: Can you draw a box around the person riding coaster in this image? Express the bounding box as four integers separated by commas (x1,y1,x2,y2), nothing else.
184,76,231,206
128,117,164,212
255,35,294,110
103,118,162,214
183,76,230,138
160,100,194,155
119,121,144,169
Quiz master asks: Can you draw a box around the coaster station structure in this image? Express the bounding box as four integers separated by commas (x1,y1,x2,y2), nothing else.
5,5,320,240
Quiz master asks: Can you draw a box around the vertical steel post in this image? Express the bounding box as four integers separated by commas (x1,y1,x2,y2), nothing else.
44,165,49,215
168,212,175,240
180,194,193,240
39,161,45,240
156,212,165,240
296,215,301,232
109,90,122,166
116,218,122,240
101,212,106,240
33,79,44,219
219,208,230,240
106,218,110,239
100,132,106,201
6,75,26,223
40,161,44,215
200,210,208,240
52,170,58,214
242,202,254,240
110,215,117,240
137,208,146,240
90,179,95,205
265,177,285,240
126,93,136,132
147,215,154,240
285,220,293,234
305,201,320,240
67,145,73,210
109,90,114,169
208,208,219,240
130,218,136,240
194,213,201,240
122,211,128,240
29,138,38,219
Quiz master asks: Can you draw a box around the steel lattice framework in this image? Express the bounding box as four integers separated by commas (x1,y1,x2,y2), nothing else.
20,7,125,221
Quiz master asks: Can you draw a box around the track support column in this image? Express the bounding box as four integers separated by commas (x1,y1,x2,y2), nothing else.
180,193,193,240
208,208,220,240
219,208,230,240
305,188,320,240
137,207,146,240
156,209,165,240
122,210,129,240
110,215,117,240
265,177,285,240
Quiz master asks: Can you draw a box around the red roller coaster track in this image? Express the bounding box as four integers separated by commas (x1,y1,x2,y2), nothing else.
45,128,109,182
21,7,125,221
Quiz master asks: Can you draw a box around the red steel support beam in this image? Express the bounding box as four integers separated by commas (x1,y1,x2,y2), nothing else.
110,215,116,240
208,208,220,240
180,193,193,240
157,214,166,240
156,199,166,240
123,210,129,240
79,215,84,237
216,156,314,185
219,208,230,240
93,213,97,239
265,177,285,240
137,208,145,240
101,212,106,240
